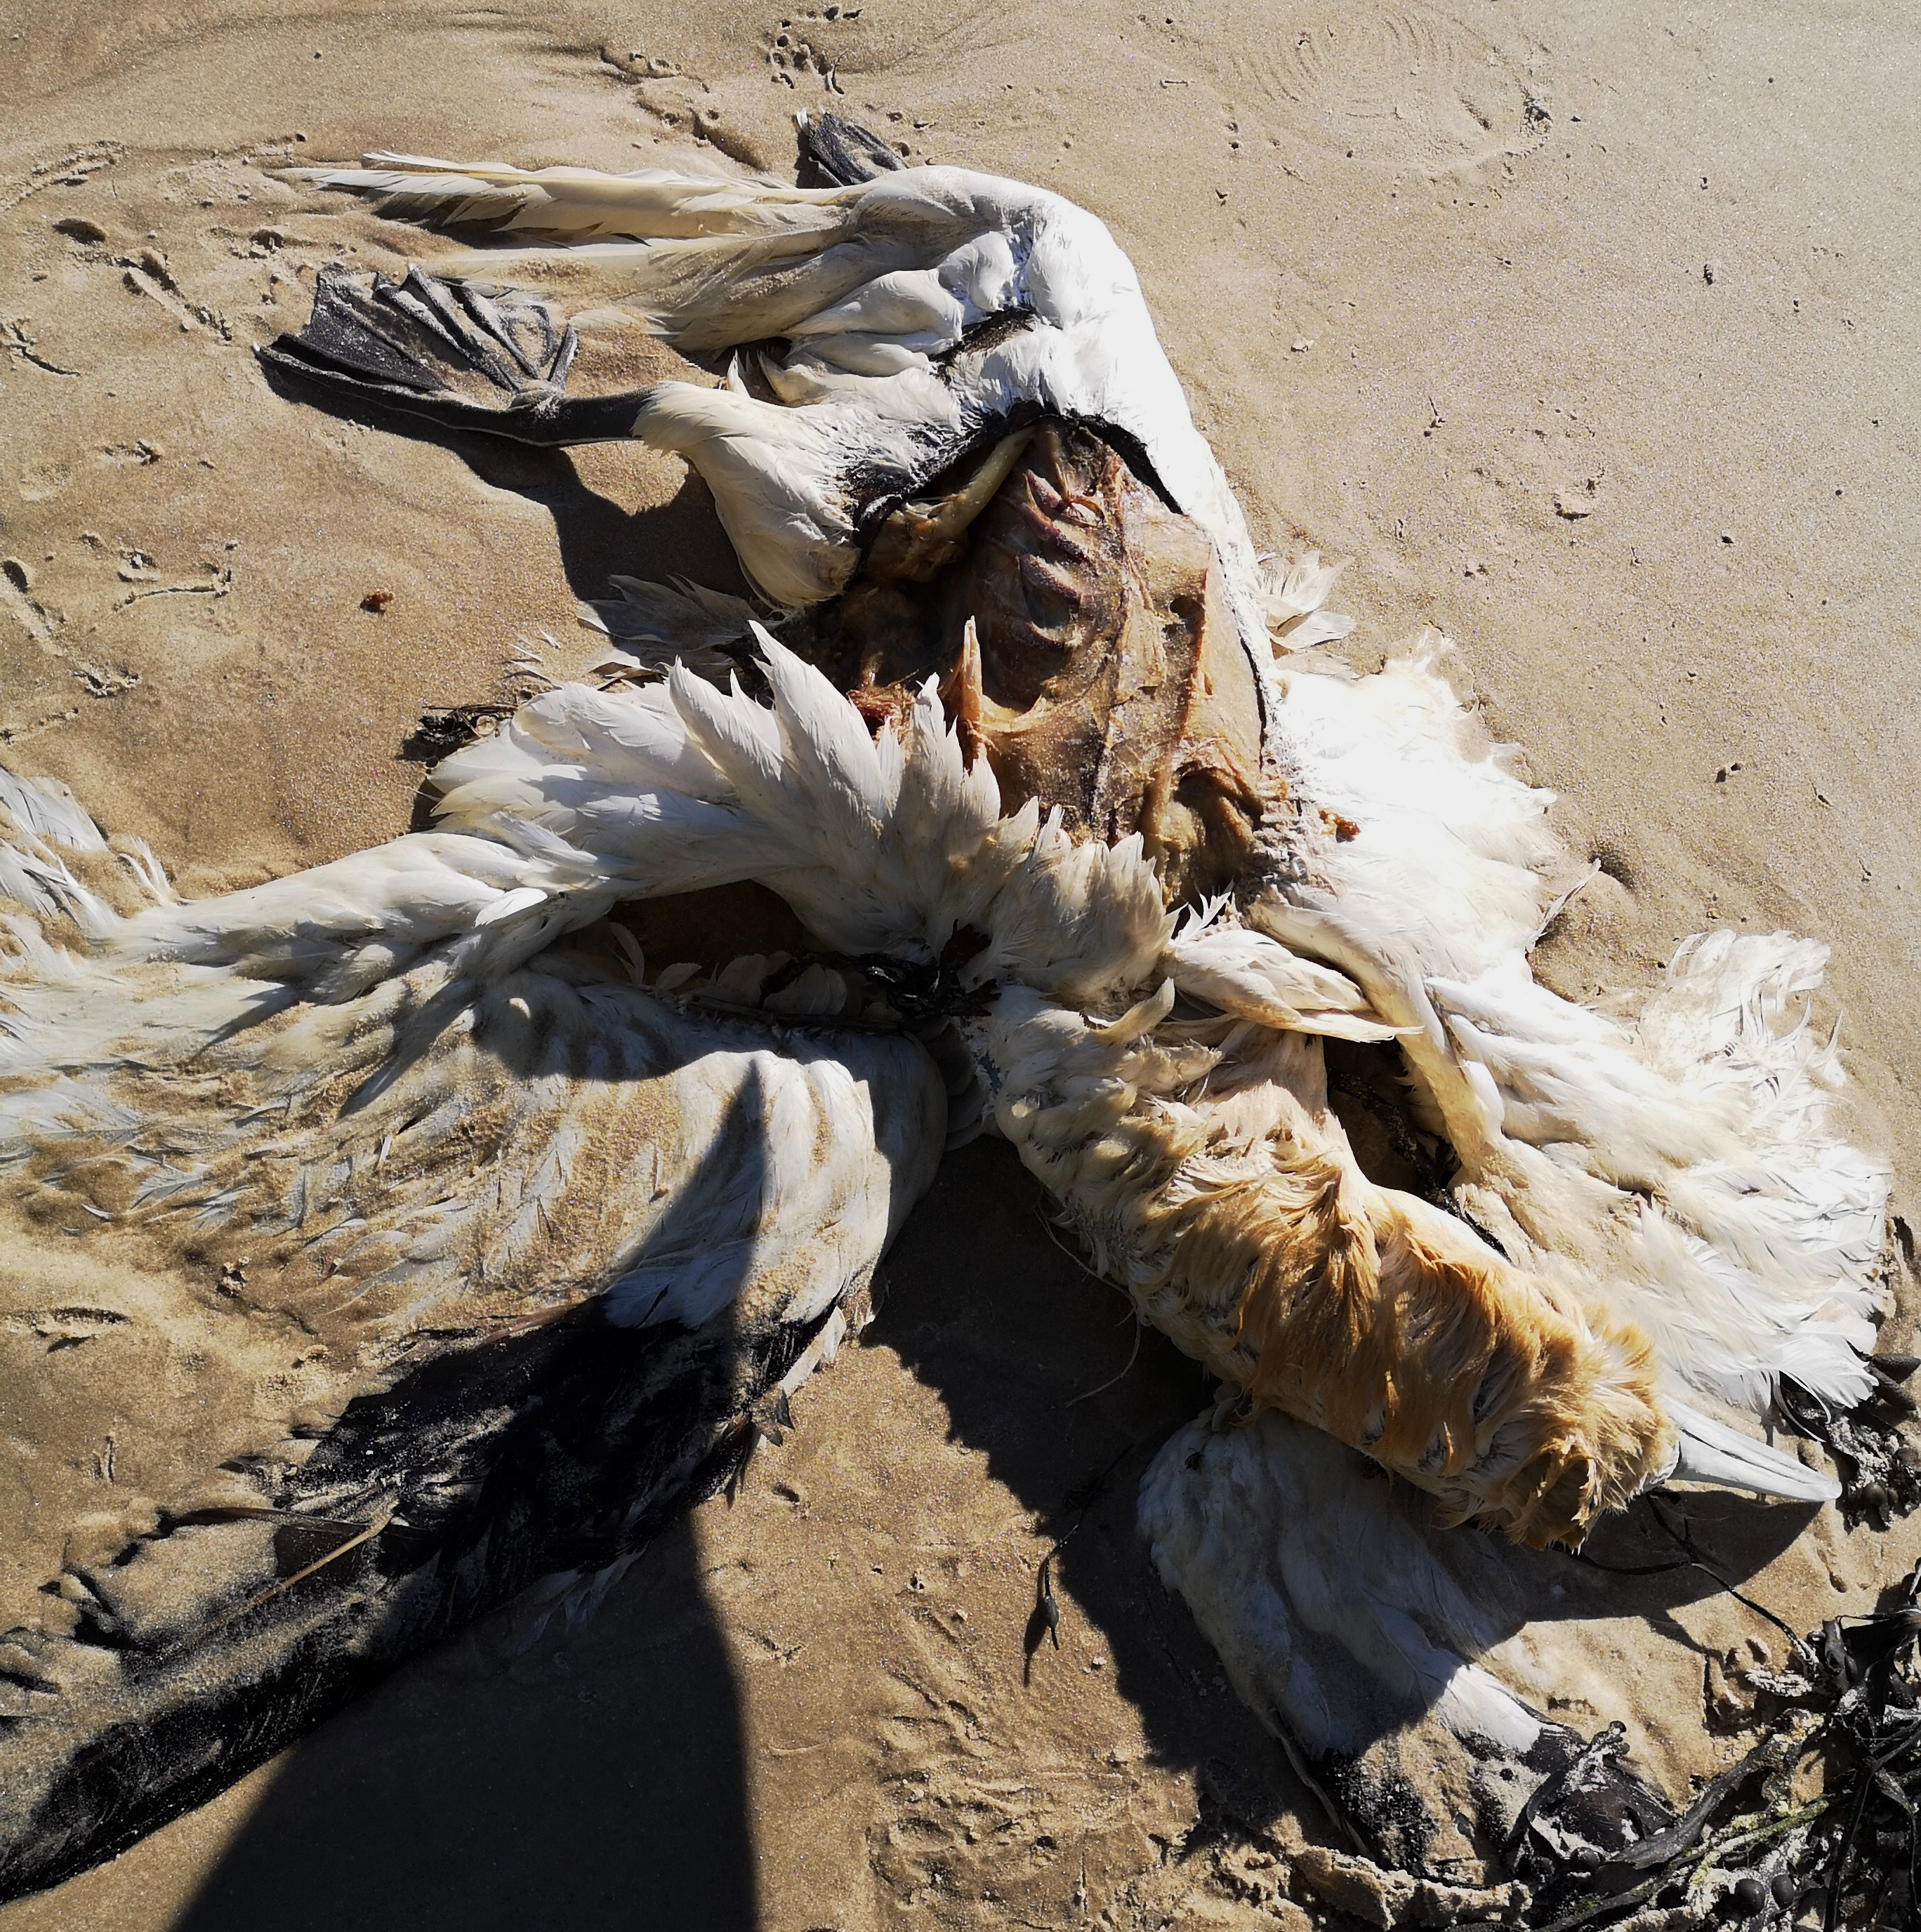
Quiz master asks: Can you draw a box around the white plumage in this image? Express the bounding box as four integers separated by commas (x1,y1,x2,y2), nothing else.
288,150,1887,1460
301,152,1265,616
0,126,1894,1890
277,139,1897,1862
1260,642,1884,1416
1138,1408,1611,1875
423,622,1884,1493
433,628,1177,1003
0,765,942,1361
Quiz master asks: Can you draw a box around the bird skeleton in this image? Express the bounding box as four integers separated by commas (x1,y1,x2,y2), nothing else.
0,113,1900,1905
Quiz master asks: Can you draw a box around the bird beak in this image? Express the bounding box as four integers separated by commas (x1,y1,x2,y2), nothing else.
1658,1403,1840,1503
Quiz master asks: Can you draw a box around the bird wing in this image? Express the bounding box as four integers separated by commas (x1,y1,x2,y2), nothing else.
1137,1408,1680,1884
430,626,1177,1005
294,152,1263,597
0,764,944,1898
1252,638,1889,1418
423,633,1889,1503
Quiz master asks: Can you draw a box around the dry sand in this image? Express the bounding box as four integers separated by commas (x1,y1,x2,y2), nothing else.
1,2,1917,1926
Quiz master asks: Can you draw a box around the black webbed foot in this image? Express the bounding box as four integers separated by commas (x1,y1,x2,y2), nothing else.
258,263,647,446
796,111,906,187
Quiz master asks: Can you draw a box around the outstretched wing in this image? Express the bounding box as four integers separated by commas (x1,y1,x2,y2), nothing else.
290,143,1264,608
421,635,1885,1528
265,119,1902,1910
0,769,944,1899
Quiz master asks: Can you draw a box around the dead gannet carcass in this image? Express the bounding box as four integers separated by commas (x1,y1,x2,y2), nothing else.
0,112,1908,1910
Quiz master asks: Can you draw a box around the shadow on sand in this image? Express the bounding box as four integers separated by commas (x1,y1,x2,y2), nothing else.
258,355,751,612
174,1517,755,1932
152,373,1826,1923
866,1139,1825,1838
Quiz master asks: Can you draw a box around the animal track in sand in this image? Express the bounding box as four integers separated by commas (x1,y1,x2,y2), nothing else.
118,252,233,340
45,211,240,340
12,458,73,505
760,7,864,94
603,53,783,169
0,562,60,647
1,316,79,378
0,143,126,216
1,1307,131,1352
77,662,142,699
1235,3,1551,175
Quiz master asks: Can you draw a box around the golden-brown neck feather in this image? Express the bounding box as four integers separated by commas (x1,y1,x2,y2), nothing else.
993,1005,1674,1547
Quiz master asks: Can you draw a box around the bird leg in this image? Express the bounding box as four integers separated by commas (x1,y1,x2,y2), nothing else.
258,263,652,446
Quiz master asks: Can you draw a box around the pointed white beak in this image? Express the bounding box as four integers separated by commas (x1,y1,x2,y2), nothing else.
1656,1404,1841,1504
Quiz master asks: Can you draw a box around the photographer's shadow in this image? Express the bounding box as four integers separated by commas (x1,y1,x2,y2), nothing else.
176,1515,754,1932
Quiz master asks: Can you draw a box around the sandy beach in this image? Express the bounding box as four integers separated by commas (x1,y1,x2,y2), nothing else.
2,2,1917,1925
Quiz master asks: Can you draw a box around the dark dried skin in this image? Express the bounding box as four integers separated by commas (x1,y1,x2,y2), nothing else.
793,422,1276,908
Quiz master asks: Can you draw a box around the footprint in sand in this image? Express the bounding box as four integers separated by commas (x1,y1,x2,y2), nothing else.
1236,2,1552,175
1,560,61,647
605,51,786,168
43,202,237,340
760,7,864,95
0,142,126,218
1,1306,131,1352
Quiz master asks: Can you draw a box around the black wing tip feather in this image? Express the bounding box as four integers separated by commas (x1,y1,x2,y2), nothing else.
795,112,906,188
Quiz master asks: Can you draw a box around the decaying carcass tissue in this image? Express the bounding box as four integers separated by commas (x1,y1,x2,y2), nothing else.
809,421,1271,906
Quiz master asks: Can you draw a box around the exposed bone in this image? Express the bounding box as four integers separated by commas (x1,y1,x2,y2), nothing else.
862,428,1034,583
937,616,985,770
